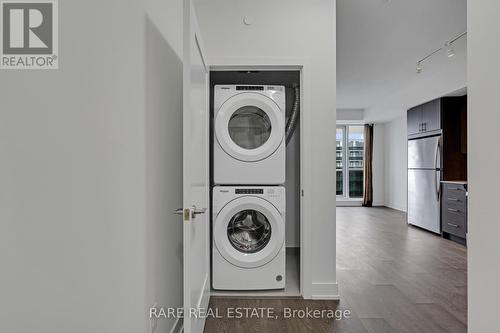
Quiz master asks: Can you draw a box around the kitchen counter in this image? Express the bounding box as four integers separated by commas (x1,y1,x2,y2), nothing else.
441,180,468,185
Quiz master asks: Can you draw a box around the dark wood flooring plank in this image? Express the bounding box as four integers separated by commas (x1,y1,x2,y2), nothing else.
360,318,398,333
205,207,467,332
205,298,341,333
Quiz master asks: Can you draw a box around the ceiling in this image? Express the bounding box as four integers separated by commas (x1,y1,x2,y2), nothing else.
337,0,467,122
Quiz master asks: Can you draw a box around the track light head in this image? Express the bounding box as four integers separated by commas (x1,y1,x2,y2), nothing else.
416,62,423,74
445,42,455,58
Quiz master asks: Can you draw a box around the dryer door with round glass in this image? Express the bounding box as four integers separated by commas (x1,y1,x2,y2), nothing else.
215,93,285,162
214,196,285,268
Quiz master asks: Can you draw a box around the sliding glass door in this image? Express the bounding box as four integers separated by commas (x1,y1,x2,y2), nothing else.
336,125,364,199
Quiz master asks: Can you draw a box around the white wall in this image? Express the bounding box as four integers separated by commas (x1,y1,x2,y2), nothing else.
195,0,337,298
337,109,364,121
0,1,146,331
468,1,500,331
383,116,408,212
0,1,184,332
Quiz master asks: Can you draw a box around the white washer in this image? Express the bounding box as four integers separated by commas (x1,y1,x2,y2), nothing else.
212,186,286,290
214,85,286,185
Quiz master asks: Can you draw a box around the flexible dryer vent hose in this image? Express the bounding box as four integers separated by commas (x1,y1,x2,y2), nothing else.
285,85,300,145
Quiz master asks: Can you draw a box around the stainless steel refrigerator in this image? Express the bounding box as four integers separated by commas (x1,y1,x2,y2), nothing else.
407,135,442,233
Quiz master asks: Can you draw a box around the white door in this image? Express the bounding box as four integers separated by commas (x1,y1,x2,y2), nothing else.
182,0,210,332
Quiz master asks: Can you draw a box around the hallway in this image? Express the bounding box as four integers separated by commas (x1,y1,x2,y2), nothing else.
205,207,467,332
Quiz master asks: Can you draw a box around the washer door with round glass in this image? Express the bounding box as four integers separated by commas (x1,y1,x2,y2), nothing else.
214,196,284,268
215,93,285,162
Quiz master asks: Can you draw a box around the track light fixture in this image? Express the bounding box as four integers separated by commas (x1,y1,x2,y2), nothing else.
415,31,466,74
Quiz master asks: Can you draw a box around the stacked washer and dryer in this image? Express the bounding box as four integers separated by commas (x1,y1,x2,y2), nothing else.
212,85,288,290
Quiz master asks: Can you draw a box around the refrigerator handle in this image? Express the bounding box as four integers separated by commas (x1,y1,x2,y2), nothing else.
434,138,441,201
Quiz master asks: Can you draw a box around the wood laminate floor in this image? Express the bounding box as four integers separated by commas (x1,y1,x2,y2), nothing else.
204,207,467,333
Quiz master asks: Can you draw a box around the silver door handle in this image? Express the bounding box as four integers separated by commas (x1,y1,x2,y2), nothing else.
434,139,441,201
448,208,460,213
447,223,460,228
191,206,206,219
174,207,206,220
436,171,440,201
175,207,206,215
174,208,190,221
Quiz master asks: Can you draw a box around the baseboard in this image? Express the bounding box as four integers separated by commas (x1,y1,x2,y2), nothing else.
337,201,386,208
336,200,362,207
309,282,339,300
169,317,183,333
385,204,407,213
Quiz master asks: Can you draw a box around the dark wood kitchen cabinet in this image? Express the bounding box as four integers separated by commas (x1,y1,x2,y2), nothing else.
442,182,467,245
407,99,441,135
407,105,422,135
421,99,441,132
459,97,468,154
441,96,468,181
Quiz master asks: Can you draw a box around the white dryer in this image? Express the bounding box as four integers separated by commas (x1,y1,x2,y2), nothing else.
212,186,285,290
213,85,286,185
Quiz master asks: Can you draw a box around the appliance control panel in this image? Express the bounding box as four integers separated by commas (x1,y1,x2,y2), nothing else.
229,85,284,92
213,186,285,212
236,85,264,91
235,188,264,194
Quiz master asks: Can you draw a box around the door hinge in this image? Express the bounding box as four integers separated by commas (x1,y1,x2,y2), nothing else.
301,189,304,197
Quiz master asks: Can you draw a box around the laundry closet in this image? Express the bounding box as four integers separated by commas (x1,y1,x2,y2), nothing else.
209,70,302,296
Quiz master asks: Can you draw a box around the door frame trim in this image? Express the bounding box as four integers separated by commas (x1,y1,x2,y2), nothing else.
182,0,210,332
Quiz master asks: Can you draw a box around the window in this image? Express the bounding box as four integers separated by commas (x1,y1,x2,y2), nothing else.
348,126,364,198
336,125,364,199
336,127,344,196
